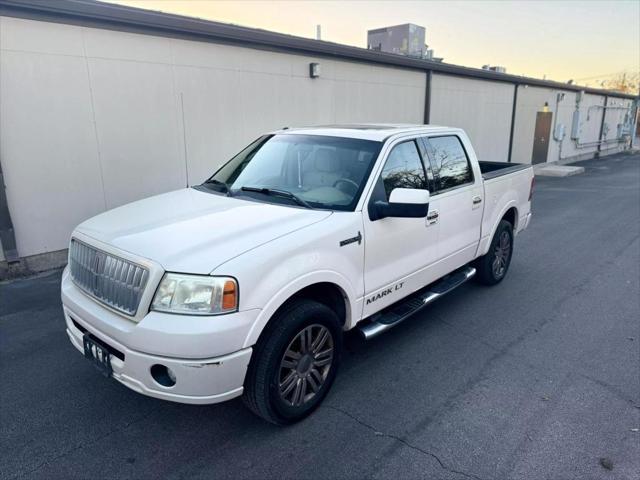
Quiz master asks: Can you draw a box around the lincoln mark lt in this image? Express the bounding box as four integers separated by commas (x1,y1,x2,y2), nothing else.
62,125,533,424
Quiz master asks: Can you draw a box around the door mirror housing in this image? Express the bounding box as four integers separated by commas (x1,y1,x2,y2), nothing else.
371,188,430,221
389,188,430,205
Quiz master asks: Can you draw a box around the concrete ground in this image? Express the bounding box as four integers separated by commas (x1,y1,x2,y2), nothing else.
534,164,585,177
1,153,639,480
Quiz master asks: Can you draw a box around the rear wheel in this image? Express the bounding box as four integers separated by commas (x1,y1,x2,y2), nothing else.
243,300,342,424
475,219,513,285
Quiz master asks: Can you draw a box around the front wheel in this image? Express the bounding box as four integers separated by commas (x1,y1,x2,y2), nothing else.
242,300,342,424
474,219,514,285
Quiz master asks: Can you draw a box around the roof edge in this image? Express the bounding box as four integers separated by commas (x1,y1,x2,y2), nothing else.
0,0,637,100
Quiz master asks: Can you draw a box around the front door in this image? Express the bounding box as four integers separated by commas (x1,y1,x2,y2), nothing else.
532,111,553,164
362,138,439,317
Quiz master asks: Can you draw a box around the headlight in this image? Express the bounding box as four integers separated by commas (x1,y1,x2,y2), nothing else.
151,273,238,315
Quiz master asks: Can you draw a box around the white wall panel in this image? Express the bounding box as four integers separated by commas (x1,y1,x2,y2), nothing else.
511,86,549,164
86,57,186,208
172,66,246,185
505,87,627,164
0,14,83,56
546,92,602,161
83,26,174,64
511,86,578,164
564,93,606,158
0,16,425,258
601,97,633,155
170,36,425,183
0,49,105,257
430,74,514,162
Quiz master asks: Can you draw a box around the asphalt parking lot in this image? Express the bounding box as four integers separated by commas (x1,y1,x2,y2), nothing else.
1,153,639,480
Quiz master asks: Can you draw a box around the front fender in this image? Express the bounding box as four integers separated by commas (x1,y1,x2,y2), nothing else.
210,211,365,350
242,270,360,349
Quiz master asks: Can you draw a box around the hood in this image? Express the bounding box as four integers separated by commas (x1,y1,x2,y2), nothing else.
75,188,332,274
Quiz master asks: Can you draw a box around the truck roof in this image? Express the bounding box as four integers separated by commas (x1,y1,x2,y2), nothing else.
271,124,455,141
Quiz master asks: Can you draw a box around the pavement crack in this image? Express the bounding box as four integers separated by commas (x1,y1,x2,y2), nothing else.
325,405,489,480
577,372,639,407
11,407,162,479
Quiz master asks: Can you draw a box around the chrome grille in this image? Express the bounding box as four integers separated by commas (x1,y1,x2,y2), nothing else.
69,239,149,315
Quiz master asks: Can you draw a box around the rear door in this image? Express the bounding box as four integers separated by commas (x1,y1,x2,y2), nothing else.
420,134,483,275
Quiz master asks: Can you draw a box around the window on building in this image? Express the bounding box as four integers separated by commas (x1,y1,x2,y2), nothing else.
426,136,473,191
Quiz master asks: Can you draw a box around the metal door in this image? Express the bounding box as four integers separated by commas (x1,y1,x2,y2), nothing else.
531,111,553,164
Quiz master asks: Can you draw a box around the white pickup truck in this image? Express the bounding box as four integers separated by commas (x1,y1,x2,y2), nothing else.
62,125,533,424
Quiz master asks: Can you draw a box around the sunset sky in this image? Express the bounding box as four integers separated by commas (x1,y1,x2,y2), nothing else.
107,0,639,87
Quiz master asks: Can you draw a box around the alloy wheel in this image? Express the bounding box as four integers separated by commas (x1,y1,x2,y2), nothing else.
278,324,334,407
492,230,511,278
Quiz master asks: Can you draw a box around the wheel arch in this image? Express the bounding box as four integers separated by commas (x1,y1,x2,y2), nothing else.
243,273,356,349
477,202,519,258
501,206,518,231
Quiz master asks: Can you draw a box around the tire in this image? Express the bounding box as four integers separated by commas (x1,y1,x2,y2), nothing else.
242,299,342,425
474,219,514,286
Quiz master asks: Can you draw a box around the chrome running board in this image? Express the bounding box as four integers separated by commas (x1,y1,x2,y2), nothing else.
357,266,476,340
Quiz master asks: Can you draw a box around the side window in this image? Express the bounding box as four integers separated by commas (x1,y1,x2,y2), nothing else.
426,136,473,191
379,141,427,199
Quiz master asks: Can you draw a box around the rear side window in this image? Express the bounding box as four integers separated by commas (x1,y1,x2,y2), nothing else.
426,136,473,191
379,141,427,199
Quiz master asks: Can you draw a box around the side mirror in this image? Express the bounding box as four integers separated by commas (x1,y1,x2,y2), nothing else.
371,188,430,220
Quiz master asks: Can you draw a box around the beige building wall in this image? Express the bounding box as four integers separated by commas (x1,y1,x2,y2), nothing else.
601,97,635,156
563,93,606,160
429,74,514,162
0,15,634,263
511,87,632,164
0,16,426,258
511,86,575,164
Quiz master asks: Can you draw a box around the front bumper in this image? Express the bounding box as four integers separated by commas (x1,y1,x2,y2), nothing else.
62,268,256,404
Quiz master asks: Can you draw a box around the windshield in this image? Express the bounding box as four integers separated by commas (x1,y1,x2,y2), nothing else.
202,134,383,211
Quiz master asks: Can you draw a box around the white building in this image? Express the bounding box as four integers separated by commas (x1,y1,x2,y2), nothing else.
0,0,636,275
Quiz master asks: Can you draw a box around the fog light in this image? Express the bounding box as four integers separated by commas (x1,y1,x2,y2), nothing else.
150,364,176,387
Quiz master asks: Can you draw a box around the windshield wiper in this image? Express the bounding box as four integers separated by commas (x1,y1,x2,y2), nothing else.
239,186,314,209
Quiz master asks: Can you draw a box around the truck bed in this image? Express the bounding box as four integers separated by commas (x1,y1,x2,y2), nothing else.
479,161,530,180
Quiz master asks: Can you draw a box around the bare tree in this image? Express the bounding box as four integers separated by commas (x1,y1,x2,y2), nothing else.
602,72,640,95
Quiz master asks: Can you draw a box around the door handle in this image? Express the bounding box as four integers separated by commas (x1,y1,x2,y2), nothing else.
426,210,439,225
472,196,482,205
